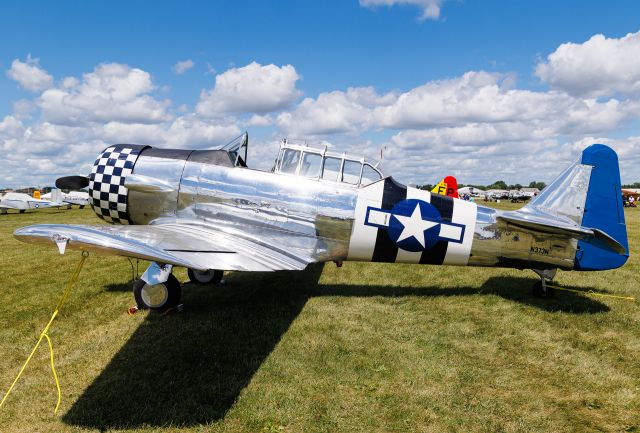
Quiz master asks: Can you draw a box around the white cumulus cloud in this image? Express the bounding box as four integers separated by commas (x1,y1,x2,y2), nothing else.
0,62,245,187
277,87,396,136
3,32,640,189
274,66,640,185
38,63,171,126
378,76,637,134
247,114,273,127
196,62,301,116
374,72,548,128
6,55,53,92
360,0,444,20
277,71,638,140
164,115,241,148
536,31,640,98
0,115,24,137
172,59,195,75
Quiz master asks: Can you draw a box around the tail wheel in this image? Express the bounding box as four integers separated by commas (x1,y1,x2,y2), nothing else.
188,268,223,285
532,280,555,298
133,274,181,312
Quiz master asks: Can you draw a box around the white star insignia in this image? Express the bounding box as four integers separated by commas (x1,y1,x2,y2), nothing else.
394,203,439,247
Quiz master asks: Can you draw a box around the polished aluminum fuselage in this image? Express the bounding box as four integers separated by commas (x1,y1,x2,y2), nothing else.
471,205,576,270
126,152,578,271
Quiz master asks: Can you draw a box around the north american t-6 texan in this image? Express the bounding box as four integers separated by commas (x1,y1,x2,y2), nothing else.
14,133,629,312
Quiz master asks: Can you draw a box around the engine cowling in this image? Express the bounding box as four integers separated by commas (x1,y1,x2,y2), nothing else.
89,144,238,225
88,144,148,224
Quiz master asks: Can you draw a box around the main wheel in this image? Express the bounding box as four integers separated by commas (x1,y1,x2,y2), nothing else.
133,274,182,313
188,268,223,285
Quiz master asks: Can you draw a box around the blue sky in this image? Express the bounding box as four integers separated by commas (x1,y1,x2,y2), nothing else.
1,0,640,188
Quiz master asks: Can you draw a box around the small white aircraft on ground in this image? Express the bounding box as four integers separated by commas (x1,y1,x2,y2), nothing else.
0,190,65,214
42,190,90,208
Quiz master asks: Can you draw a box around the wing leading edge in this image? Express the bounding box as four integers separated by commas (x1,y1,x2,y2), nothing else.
13,223,314,272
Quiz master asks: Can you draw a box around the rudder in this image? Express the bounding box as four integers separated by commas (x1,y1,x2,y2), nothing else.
575,144,628,270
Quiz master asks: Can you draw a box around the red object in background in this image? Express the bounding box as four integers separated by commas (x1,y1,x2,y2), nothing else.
444,176,459,198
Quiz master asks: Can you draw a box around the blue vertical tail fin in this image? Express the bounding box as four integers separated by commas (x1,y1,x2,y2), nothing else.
574,144,628,270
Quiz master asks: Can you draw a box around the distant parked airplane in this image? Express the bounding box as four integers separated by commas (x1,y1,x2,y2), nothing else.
14,134,630,311
42,190,89,208
0,191,64,214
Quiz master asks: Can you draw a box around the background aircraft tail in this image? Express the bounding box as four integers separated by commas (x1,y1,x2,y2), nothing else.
431,176,459,198
50,188,63,204
525,144,628,270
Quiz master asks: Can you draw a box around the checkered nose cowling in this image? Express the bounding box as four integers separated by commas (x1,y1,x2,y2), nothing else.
88,144,148,224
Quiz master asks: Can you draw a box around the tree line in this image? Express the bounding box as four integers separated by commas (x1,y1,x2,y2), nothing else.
416,181,547,191
622,182,640,188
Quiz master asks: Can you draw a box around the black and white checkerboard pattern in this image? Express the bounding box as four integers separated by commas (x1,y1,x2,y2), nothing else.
89,145,145,224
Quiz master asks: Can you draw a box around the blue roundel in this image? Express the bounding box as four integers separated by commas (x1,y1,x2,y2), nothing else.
387,199,442,252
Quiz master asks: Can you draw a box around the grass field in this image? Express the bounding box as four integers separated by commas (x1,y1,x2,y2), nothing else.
0,204,638,432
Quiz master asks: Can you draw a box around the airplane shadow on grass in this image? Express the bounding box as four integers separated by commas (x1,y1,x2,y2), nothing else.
64,264,609,429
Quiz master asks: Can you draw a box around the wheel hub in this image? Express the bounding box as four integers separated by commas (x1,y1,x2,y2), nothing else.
193,269,215,283
141,283,169,308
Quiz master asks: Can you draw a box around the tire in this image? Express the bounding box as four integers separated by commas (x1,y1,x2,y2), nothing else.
133,274,181,313
19,209,25,214
79,205,85,209
532,280,555,298
188,268,223,285
532,280,544,297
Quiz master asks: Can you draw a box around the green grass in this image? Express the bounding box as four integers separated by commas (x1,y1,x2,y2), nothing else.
0,205,638,432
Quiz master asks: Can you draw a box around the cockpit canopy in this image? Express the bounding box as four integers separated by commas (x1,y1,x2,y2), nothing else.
273,139,383,187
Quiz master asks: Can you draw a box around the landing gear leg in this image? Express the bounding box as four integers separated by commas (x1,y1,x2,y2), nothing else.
532,269,557,298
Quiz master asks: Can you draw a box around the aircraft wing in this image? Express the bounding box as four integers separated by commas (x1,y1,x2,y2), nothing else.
13,222,316,272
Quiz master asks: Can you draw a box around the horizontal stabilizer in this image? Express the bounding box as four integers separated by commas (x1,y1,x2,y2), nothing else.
590,228,627,255
497,213,626,255
498,213,591,237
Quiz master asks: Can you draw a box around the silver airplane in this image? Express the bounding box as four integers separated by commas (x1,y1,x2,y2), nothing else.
0,191,64,214
14,133,629,311
42,190,90,208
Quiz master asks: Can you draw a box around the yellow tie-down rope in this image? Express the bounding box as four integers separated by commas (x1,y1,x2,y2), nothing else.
0,251,88,415
546,284,636,302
